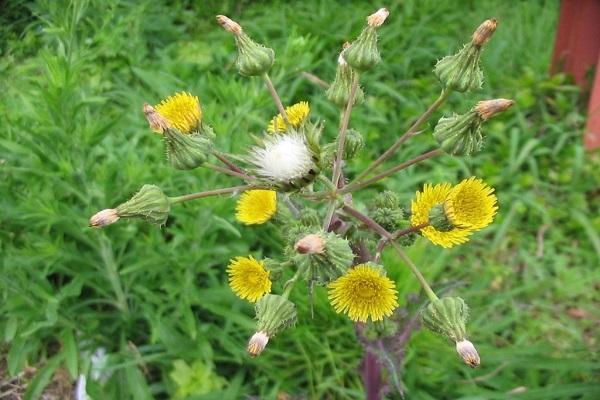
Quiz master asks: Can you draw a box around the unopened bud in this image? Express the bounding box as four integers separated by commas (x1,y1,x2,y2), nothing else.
327,45,365,107
247,331,269,357
456,339,480,368
116,184,171,226
217,15,274,76
216,15,242,35
143,103,170,134
471,18,498,47
367,8,389,27
89,209,119,228
294,234,326,254
474,99,514,120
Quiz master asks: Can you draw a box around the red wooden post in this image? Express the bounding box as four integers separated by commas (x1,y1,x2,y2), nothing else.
551,0,600,150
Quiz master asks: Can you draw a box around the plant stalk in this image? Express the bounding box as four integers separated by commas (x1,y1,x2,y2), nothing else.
169,184,258,204
262,73,289,124
354,90,451,182
205,162,254,181
341,149,443,194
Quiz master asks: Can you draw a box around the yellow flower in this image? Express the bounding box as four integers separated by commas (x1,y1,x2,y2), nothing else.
227,256,272,302
267,101,310,133
445,177,498,230
411,183,473,248
155,92,201,133
328,264,398,322
236,190,277,225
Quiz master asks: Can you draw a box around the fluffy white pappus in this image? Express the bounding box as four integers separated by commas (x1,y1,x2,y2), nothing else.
250,133,315,183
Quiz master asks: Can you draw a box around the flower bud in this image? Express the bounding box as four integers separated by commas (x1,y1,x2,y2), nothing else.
143,104,170,134
294,234,325,254
427,204,454,232
163,127,214,170
433,110,483,156
434,19,498,92
421,297,469,343
471,19,498,47
372,207,404,233
217,15,274,76
343,8,389,71
474,99,514,120
115,184,171,226
434,44,483,93
326,46,365,107
341,129,365,160
290,231,354,283
247,331,269,357
89,209,120,228
374,191,400,210
456,339,480,368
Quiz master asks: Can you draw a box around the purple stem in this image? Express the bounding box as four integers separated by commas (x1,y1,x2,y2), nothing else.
364,349,382,400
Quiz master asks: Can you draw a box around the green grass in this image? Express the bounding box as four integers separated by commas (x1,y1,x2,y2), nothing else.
1,0,599,399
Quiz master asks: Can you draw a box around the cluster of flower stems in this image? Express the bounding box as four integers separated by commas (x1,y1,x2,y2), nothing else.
90,7,516,380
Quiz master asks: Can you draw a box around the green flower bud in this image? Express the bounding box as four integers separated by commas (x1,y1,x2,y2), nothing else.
394,217,418,247
256,294,297,337
343,8,389,71
434,98,514,156
217,15,274,76
291,231,354,284
372,207,404,233
163,127,214,170
326,49,365,107
115,184,170,226
421,297,481,367
434,19,497,93
374,191,400,209
421,297,468,343
247,294,297,357
434,45,483,93
340,129,364,160
427,204,454,232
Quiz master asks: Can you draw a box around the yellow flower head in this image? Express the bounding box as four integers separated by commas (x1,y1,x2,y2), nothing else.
267,101,310,133
445,177,498,230
155,92,201,134
411,183,473,248
227,256,272,302
235,190,277,225
328,264,398,322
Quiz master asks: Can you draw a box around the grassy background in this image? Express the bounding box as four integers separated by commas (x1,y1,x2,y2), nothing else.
1,0,599,398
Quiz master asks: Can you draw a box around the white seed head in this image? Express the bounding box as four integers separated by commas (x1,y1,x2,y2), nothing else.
247,331,269,357
250,133,315,183
89,209,120,228
367,8,389,27
456,339,480,368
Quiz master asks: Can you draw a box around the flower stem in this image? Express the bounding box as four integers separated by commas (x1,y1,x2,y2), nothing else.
354,90,451,183
340,149,442,194
282,267,303,299
331,75,359,189
262,73,289,124
342,204,438,302
211,149,246,174
205,162,254,181
169,184,258,204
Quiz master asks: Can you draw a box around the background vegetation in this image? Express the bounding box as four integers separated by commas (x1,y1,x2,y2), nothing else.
1,0,599,398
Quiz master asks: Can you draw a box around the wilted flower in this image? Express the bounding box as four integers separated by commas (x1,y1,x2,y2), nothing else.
247,331,269,357
456,339,480,367
89,209,119,228
294,233,326,254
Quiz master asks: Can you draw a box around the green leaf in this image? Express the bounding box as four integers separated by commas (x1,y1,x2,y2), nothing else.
62,329,78,379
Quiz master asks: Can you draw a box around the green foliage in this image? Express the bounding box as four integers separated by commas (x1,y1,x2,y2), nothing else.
1,0,599,399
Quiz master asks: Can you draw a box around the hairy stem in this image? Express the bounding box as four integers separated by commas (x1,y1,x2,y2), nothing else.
341,149,443,194
332,75,359,189
354,90,450,183
262,73,289,124
342,204,438,302
211,149,245,174
169,184,258,204
205,162,254,181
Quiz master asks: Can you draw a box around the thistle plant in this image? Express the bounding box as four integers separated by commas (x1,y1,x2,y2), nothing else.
90,8,514,394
